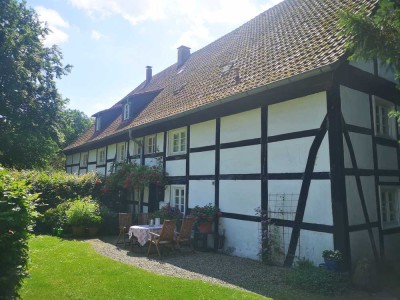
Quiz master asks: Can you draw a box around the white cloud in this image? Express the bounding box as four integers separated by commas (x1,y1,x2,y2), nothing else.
68,0,283,49
91,30,105,40
35,6,70,46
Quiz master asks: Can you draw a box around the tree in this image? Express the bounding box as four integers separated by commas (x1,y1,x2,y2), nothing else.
0,0,72,169
339,0,400,81
61,109,93,147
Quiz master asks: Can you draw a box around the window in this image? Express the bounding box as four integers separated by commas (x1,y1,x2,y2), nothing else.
373,97,396,139
97,148,106,165
80,152,88,167
379,187,400,229
116,143,126,162
123,103,130,120
171,185,185,213
168,128,186,155
95,116,102,131
133,139,143,155
145,135,156,154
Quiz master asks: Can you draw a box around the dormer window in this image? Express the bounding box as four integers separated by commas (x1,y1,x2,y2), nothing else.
123,103,130,121
95,116,102,131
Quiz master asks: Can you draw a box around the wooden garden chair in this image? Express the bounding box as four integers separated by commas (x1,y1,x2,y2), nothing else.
116,213,132,246
130,212,149,251
174,216,195,250
147,219,176,257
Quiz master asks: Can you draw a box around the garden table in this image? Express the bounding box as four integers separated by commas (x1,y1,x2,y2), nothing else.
128,224,163,246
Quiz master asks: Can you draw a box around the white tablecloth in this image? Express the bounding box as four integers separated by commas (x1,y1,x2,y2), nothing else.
128,225,163,246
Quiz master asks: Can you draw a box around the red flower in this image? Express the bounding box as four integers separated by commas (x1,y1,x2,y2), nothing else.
217,212,223,217
102,189,109,194
95,179,101,185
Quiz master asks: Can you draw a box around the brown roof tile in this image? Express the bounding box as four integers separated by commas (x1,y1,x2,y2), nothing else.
64,0,377,152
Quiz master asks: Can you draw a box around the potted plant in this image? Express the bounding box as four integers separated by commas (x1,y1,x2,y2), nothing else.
190,203,222,233
152,203,183,223
87,215,102,237
322,249,343,271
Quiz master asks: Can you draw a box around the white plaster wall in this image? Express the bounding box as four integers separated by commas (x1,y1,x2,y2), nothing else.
72,153,80,164
219,180,260,216
131,158,141,165
143,187,149,204
156,132,164,152
345,176,377,225
268,136,330,173
298,230,334,266
343,133,374,169
71,166,79,174
96,167,106,176
379,176,399,183
79,169,87,175
220,145,261,174
188,180,215,208
220,109,261,143
349,60,374,74
219,218,260,260
107,144,116,160
88,149,97,163
303,181,333,225
190,120,216,148
166,160,186,176
340,86,371,129
377,145,398,170
128,140,134,156
66,167,72,174
87,164,96,172
350,228,380,264
384,234,400,263
145,158,159,167
66,155,72,165
377,60,397,83
189,151,215,175
268,92,326,136
106,162,113,175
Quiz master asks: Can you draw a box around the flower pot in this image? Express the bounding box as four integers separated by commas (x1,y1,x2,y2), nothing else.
324,258,340,271
198,221,213,233
87,227,99,237
72,225,85,237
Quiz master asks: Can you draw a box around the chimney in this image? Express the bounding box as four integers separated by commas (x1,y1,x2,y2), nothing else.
146,66,152,84
177,45,190,67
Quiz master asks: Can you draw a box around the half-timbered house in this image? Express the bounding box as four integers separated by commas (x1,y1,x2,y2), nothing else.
64,0,400,268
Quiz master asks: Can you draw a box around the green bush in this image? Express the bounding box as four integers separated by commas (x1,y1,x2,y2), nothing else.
65,197,102,227
42,202,69,233
285,259,350,295
0,167,38,299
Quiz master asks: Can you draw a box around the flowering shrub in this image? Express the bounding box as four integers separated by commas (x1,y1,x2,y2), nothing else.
190,203,222,224
322,250,343,262
151,203,183,221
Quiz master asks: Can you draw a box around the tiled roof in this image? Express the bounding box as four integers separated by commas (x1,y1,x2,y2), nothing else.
64,0,377,152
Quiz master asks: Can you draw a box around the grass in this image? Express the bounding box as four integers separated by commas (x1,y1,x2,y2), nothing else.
21,236,268,299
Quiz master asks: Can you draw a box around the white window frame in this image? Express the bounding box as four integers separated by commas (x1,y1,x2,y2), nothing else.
97,147,106,165
116,143,126,162
95,116,102,131
133,138,143,156
170,185,186,214
123,103,130,121
145,135,157,154
168,127,187,155
373,96,397,139
379,186,400,229
80,152,88,167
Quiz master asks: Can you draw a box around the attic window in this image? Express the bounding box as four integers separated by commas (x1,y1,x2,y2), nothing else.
95,116,102,131
123,103,130,120
173,83,187,95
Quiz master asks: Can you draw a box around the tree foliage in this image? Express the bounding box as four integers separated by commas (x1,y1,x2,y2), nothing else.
339,0,400,81
0,0,71,169
61,109,93,147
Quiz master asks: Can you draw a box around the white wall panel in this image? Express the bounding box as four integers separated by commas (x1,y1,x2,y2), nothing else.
79,169,87,175
143,187,149,203
346,176,377,225
340,86,371,129
377,60,397,83
66,155,72,165
88,149,97,163
350,228,380,264
166,159,186,176
219,180,260,216
188,180,215,208
220,109,261,143
220,145,260,174
145,158,159,167
106,162,113,175
96,167,106,176
71,166,79,174
107,144,116,160
66,167,72,174
384,234,400,264
87,164,96,172
156,132,164,152
343,133,374,169
268,136,330,173
131,158,141,165
190,120,216,148
377,145,398,170
349,60,374,74
72,153,80,164
219,218,260,260
298,230,334,266
190,151,215,175
268,92,326,136
379,176,399,183
303,181,333,225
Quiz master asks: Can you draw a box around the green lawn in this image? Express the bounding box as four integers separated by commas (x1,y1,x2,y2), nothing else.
21,236,267,300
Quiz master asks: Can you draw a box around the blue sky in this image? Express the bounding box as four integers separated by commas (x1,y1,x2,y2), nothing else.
26,0,283,117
